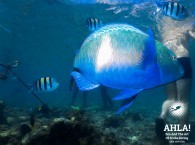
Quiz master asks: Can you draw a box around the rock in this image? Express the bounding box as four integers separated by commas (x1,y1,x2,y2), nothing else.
7,117,16,124
53,117,69,123
20,123,31,136
122,127,131,135
0,100,7,124
132,113,142,122
103,115,124,128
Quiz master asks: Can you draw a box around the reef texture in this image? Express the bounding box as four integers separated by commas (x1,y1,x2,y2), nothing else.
0,106,195,145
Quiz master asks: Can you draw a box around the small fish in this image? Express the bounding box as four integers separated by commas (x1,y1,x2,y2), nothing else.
170,105,181,112
32,77,59,93
86,18,103,31
156,1,189,20
71,24,184,113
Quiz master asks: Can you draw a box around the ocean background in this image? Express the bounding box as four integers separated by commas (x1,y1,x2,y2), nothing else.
0,0,195,118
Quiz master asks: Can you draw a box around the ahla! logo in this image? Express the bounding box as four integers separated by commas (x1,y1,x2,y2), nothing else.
164,124,191,132
169,101,186,118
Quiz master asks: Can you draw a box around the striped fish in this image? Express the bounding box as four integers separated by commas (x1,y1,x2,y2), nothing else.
157,1,189,20
86,18,103,31
33,77,59,92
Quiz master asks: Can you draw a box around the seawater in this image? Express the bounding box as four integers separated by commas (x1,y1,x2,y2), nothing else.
0,0,195,117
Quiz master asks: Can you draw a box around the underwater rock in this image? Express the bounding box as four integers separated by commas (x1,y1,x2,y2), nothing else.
46,120,95,145
100,132,118,145
103,115,124,128
189,121,195,142
0,100,7,124
122,127,132,135
132,113,142,122
129,136,139,144
53,117,70,123
7,117,16,125
0,128,20,145
21,129,48,145
20,123,32,136
22,109,120,145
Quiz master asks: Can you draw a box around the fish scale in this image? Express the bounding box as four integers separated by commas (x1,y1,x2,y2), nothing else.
72,24,184,112
74,24,183,89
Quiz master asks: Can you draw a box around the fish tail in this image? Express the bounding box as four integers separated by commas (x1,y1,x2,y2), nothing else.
156,1,164,8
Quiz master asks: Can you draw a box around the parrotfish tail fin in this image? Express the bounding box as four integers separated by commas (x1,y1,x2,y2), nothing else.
71,71,100,91
116,95,137,114
112,89,142,100
142,28,157,68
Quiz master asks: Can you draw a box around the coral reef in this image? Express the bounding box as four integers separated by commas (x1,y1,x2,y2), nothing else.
0,106,195,145
0,100,7,124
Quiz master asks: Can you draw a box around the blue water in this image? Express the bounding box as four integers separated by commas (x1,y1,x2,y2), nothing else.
0,0,195,116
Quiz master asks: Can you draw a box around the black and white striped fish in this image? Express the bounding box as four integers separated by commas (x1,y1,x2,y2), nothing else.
86,18,103,31
33,77,59,92
156,1,189,20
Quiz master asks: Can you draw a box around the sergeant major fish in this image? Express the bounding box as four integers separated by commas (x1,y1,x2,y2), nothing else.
86,18,104,31
71,24,184,113
156,1,189,20
32,77,59,93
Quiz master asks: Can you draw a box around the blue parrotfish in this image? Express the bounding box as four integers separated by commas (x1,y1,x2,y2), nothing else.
71,24,184,113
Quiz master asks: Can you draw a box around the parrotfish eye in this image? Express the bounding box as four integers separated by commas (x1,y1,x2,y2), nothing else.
172,56,177,60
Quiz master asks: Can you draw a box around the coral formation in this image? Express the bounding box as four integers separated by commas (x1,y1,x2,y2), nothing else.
0,106,195,145
0,100,7,124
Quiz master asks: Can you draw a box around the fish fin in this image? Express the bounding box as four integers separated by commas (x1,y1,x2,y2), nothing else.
143,28,157,68
71,71,100,91
154,1,163,14
115,95,137,114
112,89,142,100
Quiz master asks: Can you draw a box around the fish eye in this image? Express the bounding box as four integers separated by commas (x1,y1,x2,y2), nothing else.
172,56,177,60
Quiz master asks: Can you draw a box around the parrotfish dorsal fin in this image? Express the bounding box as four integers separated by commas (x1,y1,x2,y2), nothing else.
143,28,157,68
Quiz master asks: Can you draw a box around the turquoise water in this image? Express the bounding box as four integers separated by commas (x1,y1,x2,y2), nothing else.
0,0,195,116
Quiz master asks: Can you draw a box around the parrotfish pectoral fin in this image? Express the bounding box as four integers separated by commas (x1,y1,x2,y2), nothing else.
71,71,100,91
112,89,142,100
116,95,137,114
143,28,157,68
